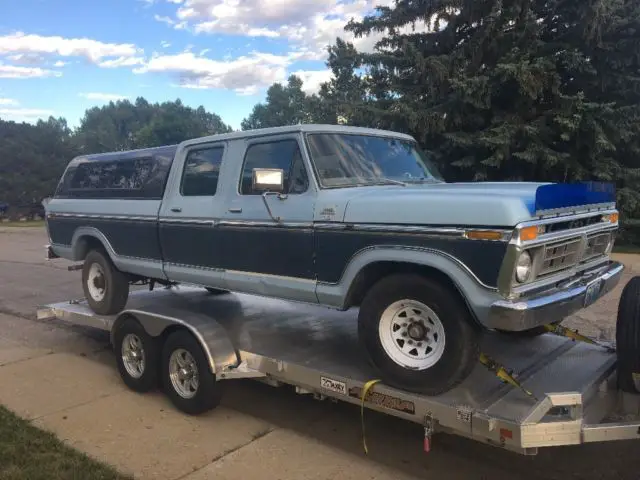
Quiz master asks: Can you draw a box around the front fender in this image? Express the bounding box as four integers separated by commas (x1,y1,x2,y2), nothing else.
315,245,500,326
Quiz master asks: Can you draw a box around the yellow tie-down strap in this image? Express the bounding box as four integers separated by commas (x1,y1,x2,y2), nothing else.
360,379,381,455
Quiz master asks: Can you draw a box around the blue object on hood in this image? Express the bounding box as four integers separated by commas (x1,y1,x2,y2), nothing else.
534,181,616,213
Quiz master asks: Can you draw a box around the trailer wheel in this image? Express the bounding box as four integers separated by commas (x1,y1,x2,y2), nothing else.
161,330,222,415
616,276,640,393
358,274,479,395
82,249,129,315
113,316,159,393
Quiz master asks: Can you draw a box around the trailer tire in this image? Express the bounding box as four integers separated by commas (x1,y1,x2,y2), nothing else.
161,330,222,415
358,274,479,395
113,317,160,393
616,276,640,393
82,249,129,315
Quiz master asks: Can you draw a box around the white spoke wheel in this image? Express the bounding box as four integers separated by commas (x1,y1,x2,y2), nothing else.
358,273,480,395
81,249,130,315
113,316,159,393
379,300,446,370
162,330,223,415
87,263,106,302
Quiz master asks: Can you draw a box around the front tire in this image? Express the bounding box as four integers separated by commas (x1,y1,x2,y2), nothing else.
82,249,129,315
616,276,640,393
161,330,223,415
358,274,480,395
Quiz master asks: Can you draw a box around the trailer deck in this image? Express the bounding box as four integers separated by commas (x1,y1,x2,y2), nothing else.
37,287,640,455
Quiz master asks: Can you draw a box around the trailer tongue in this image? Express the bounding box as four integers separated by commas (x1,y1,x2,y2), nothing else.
37,284,640,456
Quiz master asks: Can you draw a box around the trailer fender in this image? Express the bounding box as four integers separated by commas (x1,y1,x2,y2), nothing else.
111,307,240,377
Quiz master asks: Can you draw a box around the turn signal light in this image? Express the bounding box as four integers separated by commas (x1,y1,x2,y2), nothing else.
603,212,619,224
519,225,540,241
465,230,504,241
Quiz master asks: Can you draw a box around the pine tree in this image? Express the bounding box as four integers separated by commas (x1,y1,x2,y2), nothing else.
339,0,640,221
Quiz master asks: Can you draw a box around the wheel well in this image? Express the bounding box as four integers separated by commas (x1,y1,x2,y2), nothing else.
344,261,478,323
75,235,107,260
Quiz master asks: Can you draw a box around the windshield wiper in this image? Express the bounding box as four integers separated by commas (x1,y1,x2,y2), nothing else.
362,177,407,187
404,177,442,184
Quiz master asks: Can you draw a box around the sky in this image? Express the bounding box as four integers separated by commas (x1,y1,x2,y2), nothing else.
0,0,412,130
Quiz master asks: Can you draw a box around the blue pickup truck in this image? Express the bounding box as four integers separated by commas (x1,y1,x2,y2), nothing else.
44,124,624,395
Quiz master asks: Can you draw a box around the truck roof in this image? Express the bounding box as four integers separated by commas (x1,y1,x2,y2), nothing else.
179,123,416,148
70,124,415,165
73,144,179,163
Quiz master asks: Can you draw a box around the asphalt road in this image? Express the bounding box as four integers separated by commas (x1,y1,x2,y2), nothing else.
1,225,640,480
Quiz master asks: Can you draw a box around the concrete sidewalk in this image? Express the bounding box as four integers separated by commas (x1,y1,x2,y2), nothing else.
5,326,640,480
0,334,513,480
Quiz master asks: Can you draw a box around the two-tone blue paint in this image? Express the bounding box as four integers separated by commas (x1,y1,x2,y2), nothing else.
44,124,619,330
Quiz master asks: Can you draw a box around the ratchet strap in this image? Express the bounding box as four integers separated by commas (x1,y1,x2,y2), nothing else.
360,379,381,455
542,324,616,352
479,353,538,401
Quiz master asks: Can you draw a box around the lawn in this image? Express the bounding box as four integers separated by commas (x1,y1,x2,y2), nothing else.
0,220,45,228
0,405,132,480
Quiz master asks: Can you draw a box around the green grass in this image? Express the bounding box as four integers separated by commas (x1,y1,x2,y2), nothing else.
0,405,132,480
0,220,45,228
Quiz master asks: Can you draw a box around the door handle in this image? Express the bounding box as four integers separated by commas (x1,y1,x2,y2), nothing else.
228,207,242,213
170,207,182,213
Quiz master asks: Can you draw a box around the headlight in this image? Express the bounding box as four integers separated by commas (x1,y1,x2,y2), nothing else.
515,251,532,283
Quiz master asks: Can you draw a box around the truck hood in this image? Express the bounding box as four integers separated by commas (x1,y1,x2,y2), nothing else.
314,181,616,227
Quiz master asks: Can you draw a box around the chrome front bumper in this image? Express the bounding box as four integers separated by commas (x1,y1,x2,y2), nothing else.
487,261,624,331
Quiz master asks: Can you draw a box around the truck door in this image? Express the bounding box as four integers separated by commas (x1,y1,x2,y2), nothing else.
218,133,317,303
158,141,228,289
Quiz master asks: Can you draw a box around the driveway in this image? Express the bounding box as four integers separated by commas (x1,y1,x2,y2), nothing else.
1,225,640,480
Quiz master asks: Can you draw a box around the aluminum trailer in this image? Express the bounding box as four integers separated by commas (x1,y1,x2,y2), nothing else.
37,284,640,456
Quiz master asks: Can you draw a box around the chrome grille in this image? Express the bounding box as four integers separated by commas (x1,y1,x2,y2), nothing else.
539,238,582,276
583,232,611,261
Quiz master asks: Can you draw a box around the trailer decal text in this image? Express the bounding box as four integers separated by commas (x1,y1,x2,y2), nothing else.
348,387,415,414
320,376,346,395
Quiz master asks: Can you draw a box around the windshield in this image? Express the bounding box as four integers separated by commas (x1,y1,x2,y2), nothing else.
305,132,444,188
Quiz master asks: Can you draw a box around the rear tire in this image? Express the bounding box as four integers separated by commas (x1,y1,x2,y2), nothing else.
161,330,223,415
82,249,129,315
358,274,480,395
616,276,640,393
113,316,159,393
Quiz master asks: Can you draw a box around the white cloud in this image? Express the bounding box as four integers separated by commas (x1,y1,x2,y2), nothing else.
0,97,19,105
290,69,333,94
53,60,67,67
0,107,54,122
161,40,172,48
159,0,432,60
155,14,176,26
98,56,145,68
134,51,295,94
0,32,142,66
0,63,62,79
79,92,129,101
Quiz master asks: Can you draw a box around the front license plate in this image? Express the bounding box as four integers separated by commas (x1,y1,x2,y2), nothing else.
584,279,603,308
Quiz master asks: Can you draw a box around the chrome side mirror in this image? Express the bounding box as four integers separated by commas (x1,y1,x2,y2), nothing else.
253,168,284,193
